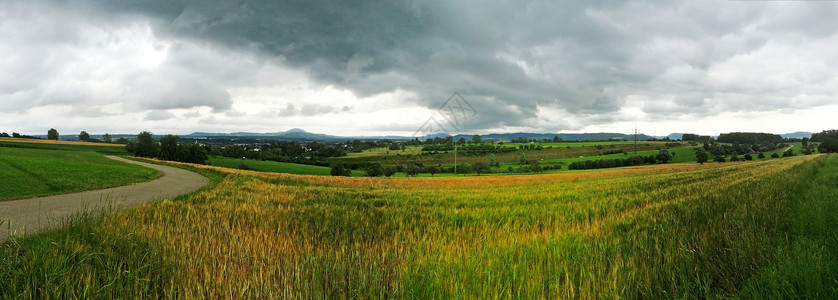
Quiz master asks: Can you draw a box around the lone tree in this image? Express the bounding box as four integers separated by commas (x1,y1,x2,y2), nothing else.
47,128,59,140
519,153,527,164
656,149,672,163
79,131,91,142
102,133,112,143
472,134,482,144
695,148,708,164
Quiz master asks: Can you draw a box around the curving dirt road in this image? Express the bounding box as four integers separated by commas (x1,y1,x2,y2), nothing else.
0,156,209,241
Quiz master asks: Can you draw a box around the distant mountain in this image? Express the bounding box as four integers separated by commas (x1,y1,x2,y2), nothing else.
780,131,812,139
185,130,664,142
183,129,813,142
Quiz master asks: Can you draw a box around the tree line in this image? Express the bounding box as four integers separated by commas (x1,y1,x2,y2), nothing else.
126,132,207,164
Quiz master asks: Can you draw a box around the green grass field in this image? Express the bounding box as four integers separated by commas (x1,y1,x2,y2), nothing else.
207,156,365,176
3,154,837,297
0,147,161,201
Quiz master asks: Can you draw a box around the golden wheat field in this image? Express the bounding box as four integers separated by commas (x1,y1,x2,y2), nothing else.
4,154,837,298
82,155,828,298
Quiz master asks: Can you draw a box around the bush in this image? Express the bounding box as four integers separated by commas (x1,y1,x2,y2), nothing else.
363,162,384,177
771,152,780,158
329,163,351,176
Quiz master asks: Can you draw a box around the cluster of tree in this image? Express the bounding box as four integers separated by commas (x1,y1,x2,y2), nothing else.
421,144,455,152
569,150,672,170
812,130,838,153
510,136,562,143
0,132,41,139
602,149,625,155
213,141,346,165
330,163,353,176
516,144,545,151
127,132,207,164
507,160,562,173
681,133,712,142
458,144,518,155
702,141,779,156
717,132,783,145
419,136,455,145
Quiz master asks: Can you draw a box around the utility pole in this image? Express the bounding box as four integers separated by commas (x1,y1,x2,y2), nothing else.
634,125,638,154
454,143,458,175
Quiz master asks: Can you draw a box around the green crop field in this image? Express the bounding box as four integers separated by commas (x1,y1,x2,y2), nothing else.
207,156,365,176
3,154,837,298
329,141,667,167
0,138,129,155
0,147,161,201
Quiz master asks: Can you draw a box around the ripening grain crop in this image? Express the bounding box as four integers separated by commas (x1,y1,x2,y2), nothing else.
4,155,837,298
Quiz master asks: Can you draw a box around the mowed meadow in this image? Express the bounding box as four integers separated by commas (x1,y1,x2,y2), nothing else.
3,154,838,298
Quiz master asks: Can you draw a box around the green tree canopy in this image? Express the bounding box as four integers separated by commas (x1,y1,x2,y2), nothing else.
78,131,90,142
47,128,59,140
159,134,180,161
134,131,159,158
656,149,672,163
695,148,708,164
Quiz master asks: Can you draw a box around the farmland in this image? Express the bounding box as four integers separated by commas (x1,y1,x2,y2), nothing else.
0,137,128,155
0,146,161,201
207,156,365,176
3,154,836,297
329,141,671,168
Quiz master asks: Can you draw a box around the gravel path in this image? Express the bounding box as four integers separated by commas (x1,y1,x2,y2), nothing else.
0,156,209,241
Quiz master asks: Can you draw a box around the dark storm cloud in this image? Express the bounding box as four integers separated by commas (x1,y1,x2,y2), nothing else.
4,0,838,133
83,0,655,126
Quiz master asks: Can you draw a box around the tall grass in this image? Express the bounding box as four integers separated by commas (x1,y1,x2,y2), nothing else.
0,208,172,298
3,155,837,298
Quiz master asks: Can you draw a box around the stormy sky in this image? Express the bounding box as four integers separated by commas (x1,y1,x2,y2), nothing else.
2,0,837,137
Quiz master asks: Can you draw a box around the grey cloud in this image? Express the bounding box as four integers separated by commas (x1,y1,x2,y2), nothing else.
278,104,296,117
144,110,176,121
300,104,336,117
7,0,838,133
